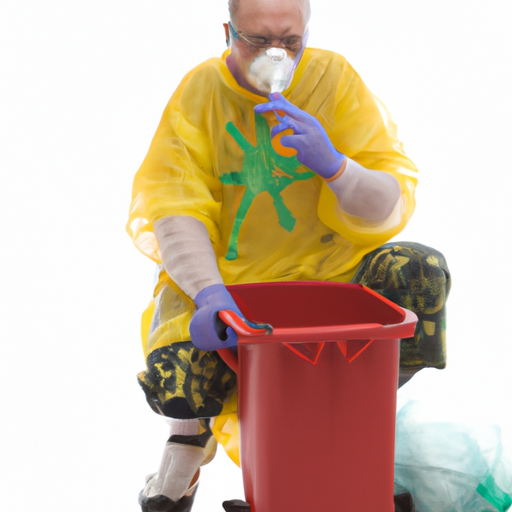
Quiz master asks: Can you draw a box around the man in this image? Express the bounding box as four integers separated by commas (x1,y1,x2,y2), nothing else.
127,0,450,510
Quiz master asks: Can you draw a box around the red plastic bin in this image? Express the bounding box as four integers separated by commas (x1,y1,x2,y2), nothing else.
220,281,417,512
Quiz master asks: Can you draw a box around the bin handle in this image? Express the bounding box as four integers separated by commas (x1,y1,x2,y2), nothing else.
217,310,273,374
218,310,273,337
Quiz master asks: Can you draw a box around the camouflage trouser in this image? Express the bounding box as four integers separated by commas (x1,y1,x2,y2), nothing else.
138,242,450,419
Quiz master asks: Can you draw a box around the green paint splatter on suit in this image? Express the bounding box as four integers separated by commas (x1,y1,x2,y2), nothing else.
221,114,314,260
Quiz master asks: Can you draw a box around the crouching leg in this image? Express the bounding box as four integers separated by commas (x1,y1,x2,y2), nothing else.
137,342,238,511
351,242,451,387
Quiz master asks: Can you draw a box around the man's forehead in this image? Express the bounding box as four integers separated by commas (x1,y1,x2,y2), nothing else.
230,0,311,31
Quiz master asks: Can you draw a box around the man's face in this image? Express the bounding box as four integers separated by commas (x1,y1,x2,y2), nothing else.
224,0,310,96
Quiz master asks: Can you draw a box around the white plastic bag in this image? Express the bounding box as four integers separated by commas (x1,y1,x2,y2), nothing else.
395,401,512,512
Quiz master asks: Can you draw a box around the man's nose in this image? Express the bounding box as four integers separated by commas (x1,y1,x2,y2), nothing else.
266,48,287,62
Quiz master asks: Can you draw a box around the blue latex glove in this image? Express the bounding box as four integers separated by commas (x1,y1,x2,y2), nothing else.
254,92,346,180
189,284,244,351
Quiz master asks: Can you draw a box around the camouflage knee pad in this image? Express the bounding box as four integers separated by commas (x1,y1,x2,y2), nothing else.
138,341,237,419
351,242,450,369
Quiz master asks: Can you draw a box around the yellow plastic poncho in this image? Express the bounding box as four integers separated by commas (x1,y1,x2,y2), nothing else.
128,48,418,360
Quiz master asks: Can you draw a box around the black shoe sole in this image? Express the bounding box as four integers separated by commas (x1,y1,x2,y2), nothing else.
139,485,198,512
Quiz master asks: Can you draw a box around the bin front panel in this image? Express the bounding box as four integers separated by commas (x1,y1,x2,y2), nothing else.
239,339,399,512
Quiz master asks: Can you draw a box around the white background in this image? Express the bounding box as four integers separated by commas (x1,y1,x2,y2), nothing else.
1,0,511,510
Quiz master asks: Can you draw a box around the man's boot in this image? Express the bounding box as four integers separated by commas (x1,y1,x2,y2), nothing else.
394,483,415,512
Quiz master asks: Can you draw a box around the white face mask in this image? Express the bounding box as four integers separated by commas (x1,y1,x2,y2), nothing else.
246,48,295,95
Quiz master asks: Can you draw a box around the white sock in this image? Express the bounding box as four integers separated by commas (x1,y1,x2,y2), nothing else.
165,417,201,437
145,443,204,501
144,418,207,502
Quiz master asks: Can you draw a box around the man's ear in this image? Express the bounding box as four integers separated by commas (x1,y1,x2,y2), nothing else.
223,23,230,47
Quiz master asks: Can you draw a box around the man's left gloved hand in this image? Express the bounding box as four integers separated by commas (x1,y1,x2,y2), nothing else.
254,92,346,180
189,284,244,351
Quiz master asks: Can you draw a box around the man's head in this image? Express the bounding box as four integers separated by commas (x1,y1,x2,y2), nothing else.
224,0,311,96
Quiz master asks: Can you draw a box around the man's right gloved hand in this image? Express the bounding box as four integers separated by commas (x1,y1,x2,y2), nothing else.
189,284,244,351
254,92,346,180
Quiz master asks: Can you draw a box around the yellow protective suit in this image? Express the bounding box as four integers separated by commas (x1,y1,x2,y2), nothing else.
128,48,419,465
128,47,418,351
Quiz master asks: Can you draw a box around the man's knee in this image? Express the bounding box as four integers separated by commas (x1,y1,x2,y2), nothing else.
352,242,450,371
137,342,237,419
352,241,451,311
